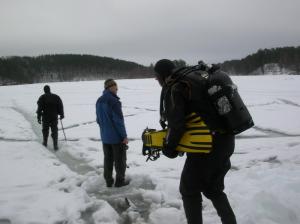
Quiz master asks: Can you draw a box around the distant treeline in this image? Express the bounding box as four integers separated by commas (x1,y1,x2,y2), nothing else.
1,47,300,85
0,54,152,85
220,46,300,75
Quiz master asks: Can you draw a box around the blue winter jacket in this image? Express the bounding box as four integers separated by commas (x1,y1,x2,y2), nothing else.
96,89,127,144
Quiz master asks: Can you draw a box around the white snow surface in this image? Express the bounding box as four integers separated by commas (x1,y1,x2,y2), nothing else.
0,75,300,224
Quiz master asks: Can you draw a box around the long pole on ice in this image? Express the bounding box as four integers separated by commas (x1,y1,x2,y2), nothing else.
60,119,67,141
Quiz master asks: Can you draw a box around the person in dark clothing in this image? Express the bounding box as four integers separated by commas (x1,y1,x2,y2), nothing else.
96,79,129,188
36,85,64,151
154,59,237,224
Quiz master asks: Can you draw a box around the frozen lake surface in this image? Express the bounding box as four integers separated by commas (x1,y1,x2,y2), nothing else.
0,75,300,224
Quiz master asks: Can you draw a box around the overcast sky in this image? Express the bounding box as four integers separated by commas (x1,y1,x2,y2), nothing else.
1,0,300,66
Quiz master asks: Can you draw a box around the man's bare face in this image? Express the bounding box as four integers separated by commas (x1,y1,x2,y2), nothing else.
109,84,118,94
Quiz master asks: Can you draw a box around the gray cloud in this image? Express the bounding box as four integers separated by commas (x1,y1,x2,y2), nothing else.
1,0,299,65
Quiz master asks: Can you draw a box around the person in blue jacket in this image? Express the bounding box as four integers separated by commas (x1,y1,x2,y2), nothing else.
96,79,129,187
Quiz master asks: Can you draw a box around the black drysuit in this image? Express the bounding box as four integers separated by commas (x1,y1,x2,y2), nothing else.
37,93,64,148
161,69,237,224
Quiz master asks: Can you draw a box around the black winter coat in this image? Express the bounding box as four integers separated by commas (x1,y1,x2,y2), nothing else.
37,93,64,121
161,68,234,157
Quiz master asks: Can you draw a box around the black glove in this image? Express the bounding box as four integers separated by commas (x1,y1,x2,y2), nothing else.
121,143,129,150
37,117,41,124
162,147,178,159
162,139,178,159
60,115,64,120
159,119,167,129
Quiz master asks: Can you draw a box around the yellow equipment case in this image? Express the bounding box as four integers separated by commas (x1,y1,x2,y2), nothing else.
142,113,213,161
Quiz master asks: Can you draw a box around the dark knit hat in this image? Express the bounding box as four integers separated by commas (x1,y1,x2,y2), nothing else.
44,85,50,93
154,59,175,77
104,79,117,89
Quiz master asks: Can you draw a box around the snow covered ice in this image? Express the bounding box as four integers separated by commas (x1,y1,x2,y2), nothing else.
0,75,300,224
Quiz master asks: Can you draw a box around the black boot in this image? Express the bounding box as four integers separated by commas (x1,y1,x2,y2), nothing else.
106,178,114,188
115,179,130,187
51,122,59,151
42,136,48,147
182,196,203,224
211,193,236,224
53,136,58,151
53,141,58,151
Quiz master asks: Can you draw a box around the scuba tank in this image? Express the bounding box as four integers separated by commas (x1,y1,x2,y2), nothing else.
172,61,254,134
206,67,254,134
161,61,254,135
